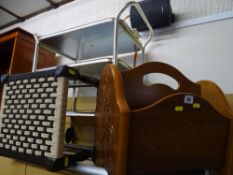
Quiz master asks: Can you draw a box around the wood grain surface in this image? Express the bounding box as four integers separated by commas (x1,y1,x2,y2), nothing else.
95,63,233,175
95,64,130,175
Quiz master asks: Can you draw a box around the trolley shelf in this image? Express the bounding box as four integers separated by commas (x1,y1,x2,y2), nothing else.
66,111,95,117
63,162,108,175
39,18,142,61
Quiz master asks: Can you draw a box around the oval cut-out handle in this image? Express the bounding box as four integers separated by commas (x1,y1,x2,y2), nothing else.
143,73,179,90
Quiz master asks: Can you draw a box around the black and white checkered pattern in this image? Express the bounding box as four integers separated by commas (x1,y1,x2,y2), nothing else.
0,75,68,158
0,66,98,170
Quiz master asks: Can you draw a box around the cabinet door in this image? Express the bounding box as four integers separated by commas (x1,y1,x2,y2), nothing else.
9,36,56,74
0,38,15,74
0,38,16,105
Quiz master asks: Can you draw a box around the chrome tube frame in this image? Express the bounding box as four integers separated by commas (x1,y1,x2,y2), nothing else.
63,163,108,175
66,111,95,117
32,34,40,72
113,1,153,64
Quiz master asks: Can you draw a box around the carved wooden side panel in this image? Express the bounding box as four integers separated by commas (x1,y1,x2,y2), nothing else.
95,64,130,175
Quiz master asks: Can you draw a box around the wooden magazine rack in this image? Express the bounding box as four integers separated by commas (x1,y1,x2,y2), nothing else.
95,62,233,175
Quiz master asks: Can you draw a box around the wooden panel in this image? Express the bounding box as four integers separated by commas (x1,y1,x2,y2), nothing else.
224,120,233,175
0,38,15,106
224,94,233,175
121,62,200,109
127,94,230,174
9,35,56,74
198,81,233,119
96,63,233,175
0,32,18,43
0,28,32,44
0,38,15,74
225,94,233,111
95,64,130,175
0,28,57,75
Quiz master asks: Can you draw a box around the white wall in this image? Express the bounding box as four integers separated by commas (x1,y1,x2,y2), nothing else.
1,0,233,93
146,18,233,94
171,0,233,21
1,0,233,35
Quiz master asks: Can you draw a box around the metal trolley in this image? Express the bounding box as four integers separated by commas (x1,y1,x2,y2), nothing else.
31,1,153,174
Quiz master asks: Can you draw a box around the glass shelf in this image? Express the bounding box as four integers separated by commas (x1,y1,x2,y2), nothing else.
40,18,142,61
62,161,108,175
33,1,153,72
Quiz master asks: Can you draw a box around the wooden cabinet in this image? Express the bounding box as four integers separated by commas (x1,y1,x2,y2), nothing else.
0,28,57,104
0,28,57,74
